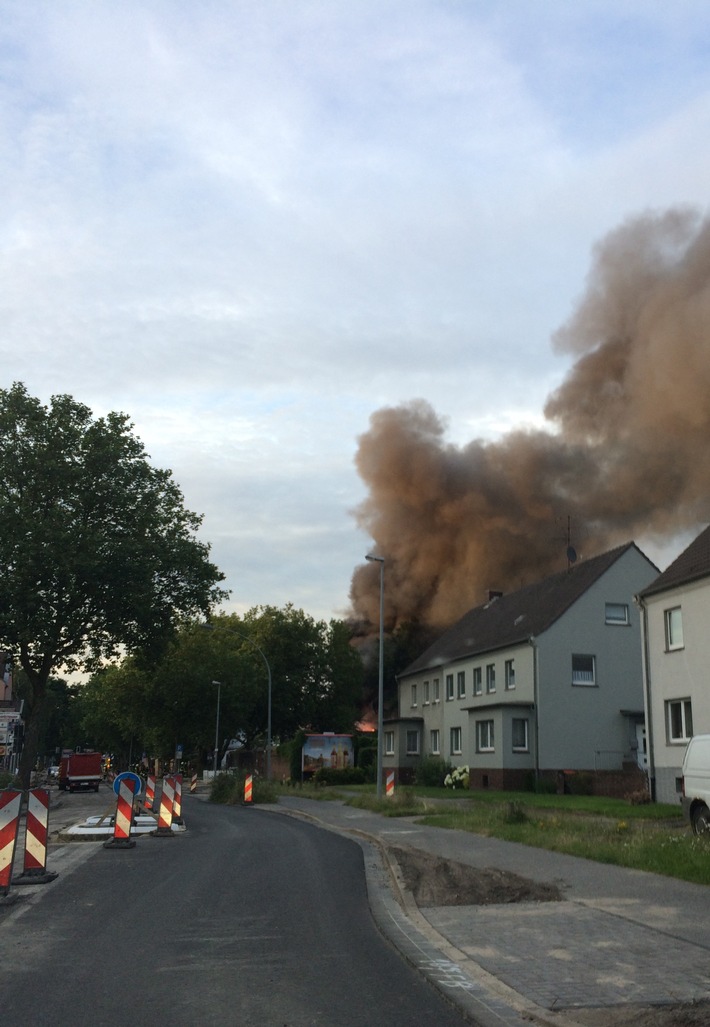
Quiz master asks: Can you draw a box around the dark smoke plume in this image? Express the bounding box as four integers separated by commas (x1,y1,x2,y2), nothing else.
350,207,710,630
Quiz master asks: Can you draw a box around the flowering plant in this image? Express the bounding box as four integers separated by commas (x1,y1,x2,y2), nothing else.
444,765,470,789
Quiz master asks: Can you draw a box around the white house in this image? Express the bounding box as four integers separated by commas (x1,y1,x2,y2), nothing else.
637,524,710,804
387,542,659,794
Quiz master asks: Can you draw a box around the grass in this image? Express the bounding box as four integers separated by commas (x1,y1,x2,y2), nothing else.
282,781,710,886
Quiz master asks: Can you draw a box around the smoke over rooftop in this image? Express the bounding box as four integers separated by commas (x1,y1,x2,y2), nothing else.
350,207,710,630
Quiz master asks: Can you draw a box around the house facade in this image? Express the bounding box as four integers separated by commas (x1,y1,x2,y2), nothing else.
637,525,710,805
386,543,659,795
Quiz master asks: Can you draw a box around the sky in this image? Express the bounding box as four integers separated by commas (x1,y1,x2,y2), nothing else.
2,1,710,625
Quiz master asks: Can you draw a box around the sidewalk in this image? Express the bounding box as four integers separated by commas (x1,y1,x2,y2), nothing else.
270,794,710,1027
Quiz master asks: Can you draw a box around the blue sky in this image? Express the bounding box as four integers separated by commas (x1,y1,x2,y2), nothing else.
2,1,710,622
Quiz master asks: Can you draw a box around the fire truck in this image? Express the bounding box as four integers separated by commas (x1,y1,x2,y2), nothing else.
58,751,102,792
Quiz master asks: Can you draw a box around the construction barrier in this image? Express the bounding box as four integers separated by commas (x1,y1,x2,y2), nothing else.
103,776,138,849
144,775,156,811
190,772,197,794
13,788,58,885
173,774,183,823
0,790,22,897
152,775,175,837
244,774,253,804
386,771,395,798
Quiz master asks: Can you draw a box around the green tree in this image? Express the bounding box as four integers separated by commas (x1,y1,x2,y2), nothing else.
0,383,228,787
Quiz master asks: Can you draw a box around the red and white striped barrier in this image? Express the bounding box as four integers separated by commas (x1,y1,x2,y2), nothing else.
386,771,395,798
190,772,197,794
13,788,58,884
144,775,156,811
172,774,183,823
103,776,137,849
244,774,253,804
152,776,175,837
0,790,22,897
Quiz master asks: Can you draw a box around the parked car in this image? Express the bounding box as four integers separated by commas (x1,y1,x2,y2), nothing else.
680,735,710,835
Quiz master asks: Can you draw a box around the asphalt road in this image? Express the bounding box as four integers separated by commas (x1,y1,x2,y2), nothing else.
1,794,472,1026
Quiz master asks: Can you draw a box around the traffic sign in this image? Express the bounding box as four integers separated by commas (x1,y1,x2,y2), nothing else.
113,771,142,797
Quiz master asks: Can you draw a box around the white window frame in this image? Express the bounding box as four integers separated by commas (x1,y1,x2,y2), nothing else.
411,683,417,708
423,680,430,705
384,731,395,756
665,607,684,651
405,729,420,755
486,663,496,693
476,719,494,752
505,659,515,690
445,674,454,701
450,726,462,755
433,678,440,703
430,729,440,755
605,602,629,625
512,718,529,752
666,698,693,743
572,653,596,687
457,670,466,699
473,667,482,696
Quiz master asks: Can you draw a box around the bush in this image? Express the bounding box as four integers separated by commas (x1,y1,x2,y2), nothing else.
209,771,278,805
444,765,470,789
313,766,366,786
415,756,452,788
0,771,19,790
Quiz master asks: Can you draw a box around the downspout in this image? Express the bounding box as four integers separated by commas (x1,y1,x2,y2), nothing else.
530,636,539,789
634,593,656,800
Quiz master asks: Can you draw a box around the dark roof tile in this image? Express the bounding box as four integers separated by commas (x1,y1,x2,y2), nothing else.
640,524,710,597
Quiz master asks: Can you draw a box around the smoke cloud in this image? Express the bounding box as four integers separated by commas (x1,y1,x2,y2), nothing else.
350,207,710,630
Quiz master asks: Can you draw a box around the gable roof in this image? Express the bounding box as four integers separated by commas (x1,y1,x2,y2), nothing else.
639,524,710,599
399,542,648,678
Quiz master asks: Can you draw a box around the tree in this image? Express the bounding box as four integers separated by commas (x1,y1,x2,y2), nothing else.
0,383,228,786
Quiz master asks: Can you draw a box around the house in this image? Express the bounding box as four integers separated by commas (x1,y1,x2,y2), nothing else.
387,542,659,795
637,524,710,804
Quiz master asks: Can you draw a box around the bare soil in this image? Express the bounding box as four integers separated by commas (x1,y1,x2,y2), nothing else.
388,845,710,1027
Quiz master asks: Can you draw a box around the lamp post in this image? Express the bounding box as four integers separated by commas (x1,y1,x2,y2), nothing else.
203,624,273,780
212,680,222,777
366,554,385,800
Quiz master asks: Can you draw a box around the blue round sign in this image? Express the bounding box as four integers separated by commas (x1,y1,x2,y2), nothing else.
113,771,142,797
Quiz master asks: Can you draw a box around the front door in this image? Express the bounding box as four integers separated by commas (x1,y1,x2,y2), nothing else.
635,722,648,771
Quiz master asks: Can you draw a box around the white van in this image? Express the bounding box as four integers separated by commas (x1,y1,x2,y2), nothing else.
680,734,710,835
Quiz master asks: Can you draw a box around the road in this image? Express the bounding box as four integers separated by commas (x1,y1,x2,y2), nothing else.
1,793,472,1026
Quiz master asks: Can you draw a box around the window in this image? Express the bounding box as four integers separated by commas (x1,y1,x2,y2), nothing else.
572,653,596,686
505,659,515,689
665,607,684,651
667,699,693,743
512,718,529,752
450,726,462,755
486,663,496,693
433,678,440,702
384,731,395,756
473,667,482,695
457,670,466,699
605,602,629,625
446,674,454,700
406,729,420,755
430,729,440,755
423,680,430,704
476,720,494,751
410,684,417,707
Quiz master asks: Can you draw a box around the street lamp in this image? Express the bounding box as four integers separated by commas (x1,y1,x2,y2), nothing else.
203,624,273,780
212,680,221,777
366,554,385,800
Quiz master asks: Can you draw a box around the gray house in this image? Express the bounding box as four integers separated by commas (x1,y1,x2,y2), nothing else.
388,542,659,794
637,525,710,804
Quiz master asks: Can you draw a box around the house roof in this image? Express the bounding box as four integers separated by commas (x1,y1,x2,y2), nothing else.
639,524,710,598
399,542,644,678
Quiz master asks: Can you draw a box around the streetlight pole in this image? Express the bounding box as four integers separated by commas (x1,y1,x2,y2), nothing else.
366,554,385,800
212,680,221,777
203,625,273,780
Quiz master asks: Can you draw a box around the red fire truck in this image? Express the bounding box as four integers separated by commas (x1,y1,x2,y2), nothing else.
59,751,102,792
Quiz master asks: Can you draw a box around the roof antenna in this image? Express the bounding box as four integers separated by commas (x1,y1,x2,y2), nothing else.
565,515,577,569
